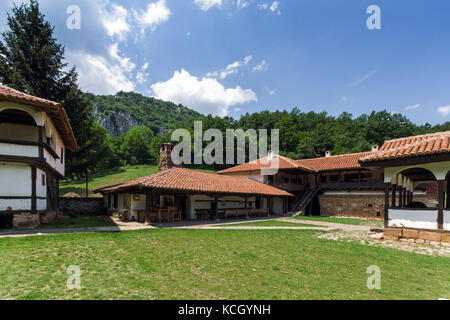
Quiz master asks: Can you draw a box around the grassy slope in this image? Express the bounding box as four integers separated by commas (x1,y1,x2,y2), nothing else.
60,165,159,197
0,229,448,300
60,165,215,197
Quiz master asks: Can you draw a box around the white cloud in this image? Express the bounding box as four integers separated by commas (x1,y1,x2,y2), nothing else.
207,55,253,79
108,43,136,73
151,69,257,116
341,96,348,102
99,4,130,41
258,1,281,14
68,43,136,95
404,103,420,111
136,62,150,84
437,105,450,117
237,0,250,9
348,70,377,87
195,0,222,11
133,0,171,34
252,60,267,72
269,1,281,15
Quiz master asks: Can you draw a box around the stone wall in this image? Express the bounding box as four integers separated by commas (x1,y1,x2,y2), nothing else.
319,193,384,219
58,197,106,217
13,212,40,228
384,227,450,243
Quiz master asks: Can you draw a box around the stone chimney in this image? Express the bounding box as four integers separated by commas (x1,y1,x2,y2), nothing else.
325,151,331,158
372,145,379,152
159,143,180,171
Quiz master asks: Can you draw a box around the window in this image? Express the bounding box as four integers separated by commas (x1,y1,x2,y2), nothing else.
41,174,46,186
61,148,64,164
297,177,303,184
320,176,327,183
344,174,360,182
284,177,289,183
268,176,274,184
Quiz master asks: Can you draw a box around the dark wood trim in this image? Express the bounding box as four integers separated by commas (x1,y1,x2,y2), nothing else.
145,192,151,223
384,183,390,228
38,126,44,158
388,207,438,211
31,166,36,213
0,138,39,146
398,187,403,208
391,184,397,207
437,180,444,229
447,179,450,210
360,154,450,168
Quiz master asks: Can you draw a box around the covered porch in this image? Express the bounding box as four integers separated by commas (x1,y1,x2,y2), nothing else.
382,162,450,231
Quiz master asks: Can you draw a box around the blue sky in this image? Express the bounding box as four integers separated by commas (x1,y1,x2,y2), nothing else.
1,0,450,124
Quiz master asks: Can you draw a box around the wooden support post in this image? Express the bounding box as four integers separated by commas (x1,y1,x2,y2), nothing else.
398,187,403,208
406,191,410,206
447,179,450,209
403,188,408,208
38,126,44,159
391,184,397,208
384,183,390,228
145,192,151,224
437,180,444,230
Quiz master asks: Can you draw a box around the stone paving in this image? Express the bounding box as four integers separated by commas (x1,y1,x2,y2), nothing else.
318,230,450,258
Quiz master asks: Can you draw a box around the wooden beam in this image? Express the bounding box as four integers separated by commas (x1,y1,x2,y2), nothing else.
447,179,450,210
145,192,151,224
437,180,444,230
391,184,396,208
38,126,44,159
384,183,390,228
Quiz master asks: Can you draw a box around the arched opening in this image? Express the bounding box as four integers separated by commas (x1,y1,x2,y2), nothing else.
394,167,437,209
0,108,38,142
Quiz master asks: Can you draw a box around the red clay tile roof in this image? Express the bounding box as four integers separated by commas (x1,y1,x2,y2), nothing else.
360,131,450,163
296,151,375,172
217,152,375,174
96,167,293,197
216,155,314,174
0,85,77,151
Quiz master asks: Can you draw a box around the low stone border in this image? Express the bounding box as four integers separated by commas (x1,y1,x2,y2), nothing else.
384,227,450,245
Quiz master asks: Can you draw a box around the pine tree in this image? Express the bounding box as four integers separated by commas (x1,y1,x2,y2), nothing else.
0,0,77,101
0,0,109,187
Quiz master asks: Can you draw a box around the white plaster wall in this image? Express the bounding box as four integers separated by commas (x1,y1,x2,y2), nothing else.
187,195,214,219
36,168,46,198
0,143,38,157
0,163,31,196
37,199,47,211
217,196,255,209
444,210,450,231
42,112,65,177
389,209,438,229
0,163,32,210
131,194,146,211
0,199,31,211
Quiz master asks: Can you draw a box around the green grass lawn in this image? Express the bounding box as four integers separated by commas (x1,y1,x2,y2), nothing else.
60,165,159,197
293,216,384,228
38,216,117,229
218,220,325,228
0,229,448,300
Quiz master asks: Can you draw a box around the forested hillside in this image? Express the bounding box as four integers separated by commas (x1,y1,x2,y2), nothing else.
90,91,203,136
